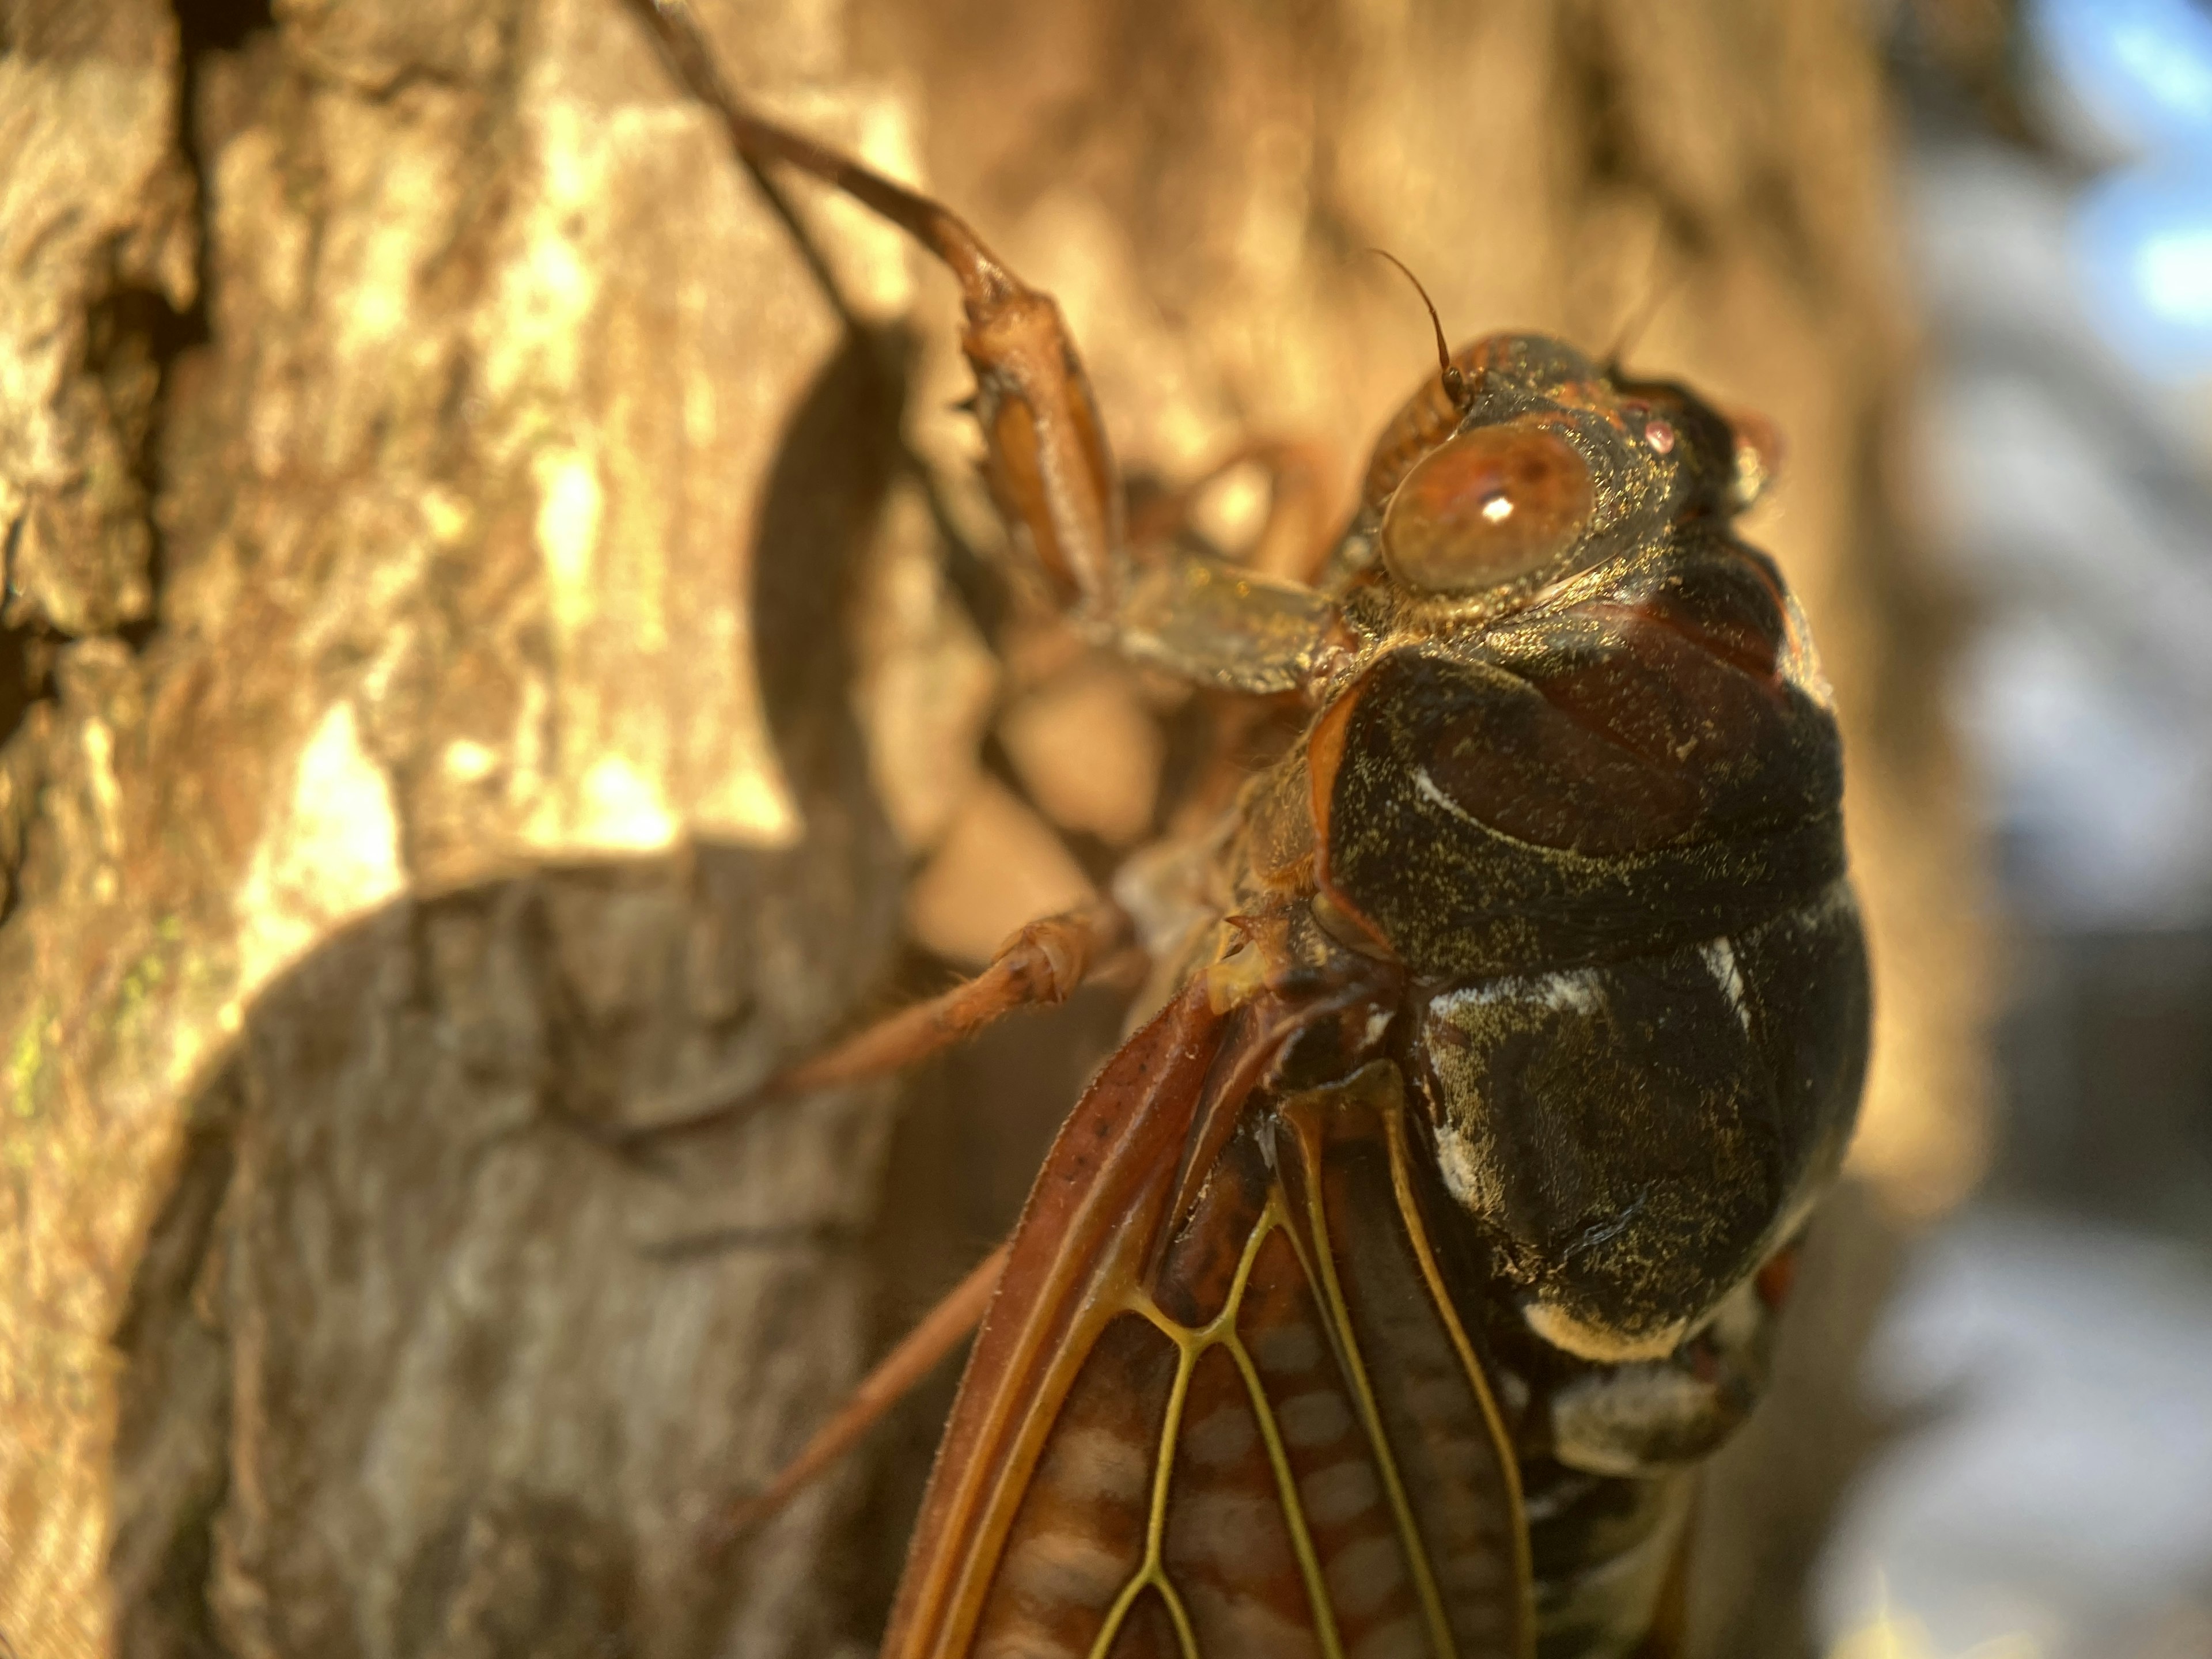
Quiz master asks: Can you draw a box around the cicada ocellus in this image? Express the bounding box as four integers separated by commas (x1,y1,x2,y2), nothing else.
623,5,1870,1655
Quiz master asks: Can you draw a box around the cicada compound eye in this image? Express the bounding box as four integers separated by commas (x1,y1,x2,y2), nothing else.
1380,422,1595,594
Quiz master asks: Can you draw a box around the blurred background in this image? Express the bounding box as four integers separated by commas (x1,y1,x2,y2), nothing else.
3,0,2210,1656
1815,2,2212,1655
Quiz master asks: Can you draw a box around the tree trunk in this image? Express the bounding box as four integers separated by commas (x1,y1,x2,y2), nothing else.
0,2,1983,1657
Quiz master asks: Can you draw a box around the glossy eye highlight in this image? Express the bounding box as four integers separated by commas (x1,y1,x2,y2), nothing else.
1380,423,1595,594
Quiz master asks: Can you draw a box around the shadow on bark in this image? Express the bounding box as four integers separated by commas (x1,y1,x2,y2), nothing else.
107,334,914,1659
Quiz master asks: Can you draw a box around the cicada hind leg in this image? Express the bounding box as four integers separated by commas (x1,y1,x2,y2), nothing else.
708,1243,1011,1549
605,902,1137,1550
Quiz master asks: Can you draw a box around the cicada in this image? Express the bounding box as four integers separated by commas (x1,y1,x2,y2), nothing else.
624,5,1871,1656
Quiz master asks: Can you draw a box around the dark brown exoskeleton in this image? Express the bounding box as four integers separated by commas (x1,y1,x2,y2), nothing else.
620,6,1870,1656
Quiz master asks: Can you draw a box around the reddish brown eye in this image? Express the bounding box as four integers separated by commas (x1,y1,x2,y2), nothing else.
1380,424,1594,593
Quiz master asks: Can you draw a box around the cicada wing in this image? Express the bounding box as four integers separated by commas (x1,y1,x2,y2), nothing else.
884,984,1533,1659
882,977,1247,1659
1266,1062,1536,1659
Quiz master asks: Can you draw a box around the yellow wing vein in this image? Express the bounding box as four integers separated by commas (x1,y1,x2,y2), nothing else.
1284,1123,1461,1659
1381,1096,1536,1653
1088,1202,1284,1659
1156,1577,1201,1659
1221,1187,1349,1659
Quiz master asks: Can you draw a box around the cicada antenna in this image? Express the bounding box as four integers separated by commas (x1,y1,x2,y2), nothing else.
1603,228,1683,378
1367,247,1470,412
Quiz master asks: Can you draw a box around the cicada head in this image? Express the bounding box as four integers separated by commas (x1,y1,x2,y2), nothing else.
1346,332,1780,621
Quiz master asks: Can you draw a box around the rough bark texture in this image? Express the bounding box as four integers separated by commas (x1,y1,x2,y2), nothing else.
0,2,1984,1657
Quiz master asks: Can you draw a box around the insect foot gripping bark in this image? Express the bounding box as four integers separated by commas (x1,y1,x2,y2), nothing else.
620,5,1870,1657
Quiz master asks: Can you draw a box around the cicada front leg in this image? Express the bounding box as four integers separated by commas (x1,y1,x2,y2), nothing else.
627,0,1342,700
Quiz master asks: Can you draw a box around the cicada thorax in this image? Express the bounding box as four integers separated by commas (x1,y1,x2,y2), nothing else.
1229,332,1870,1369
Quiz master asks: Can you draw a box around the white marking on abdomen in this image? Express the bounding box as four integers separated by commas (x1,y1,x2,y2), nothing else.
1430,967,1604,1019
1700,937,1751,1032
1411,764,1478,823
1431,1119,1502,1220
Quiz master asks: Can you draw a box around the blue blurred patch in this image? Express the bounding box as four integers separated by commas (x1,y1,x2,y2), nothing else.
2032,0,2212,157
2073,164,2212,376
2033,0,2212,378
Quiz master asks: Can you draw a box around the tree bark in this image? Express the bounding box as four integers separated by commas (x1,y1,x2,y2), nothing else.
0,2,1984,1656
